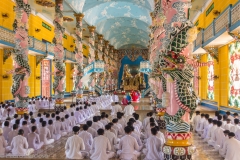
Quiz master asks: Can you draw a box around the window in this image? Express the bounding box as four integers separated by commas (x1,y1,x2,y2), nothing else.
207,54,214,100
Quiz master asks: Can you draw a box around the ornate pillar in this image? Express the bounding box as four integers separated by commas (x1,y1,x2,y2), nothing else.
104,41,109,91
11,0,31,114
52,0,65,106
97,35,103,60
88,26,96,64
73,13,84,99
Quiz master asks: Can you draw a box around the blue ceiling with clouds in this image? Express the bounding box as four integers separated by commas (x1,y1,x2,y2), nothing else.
65,0,154,49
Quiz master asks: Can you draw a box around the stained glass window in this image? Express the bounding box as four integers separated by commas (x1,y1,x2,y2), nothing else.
207,54,214,100
229,42,240,108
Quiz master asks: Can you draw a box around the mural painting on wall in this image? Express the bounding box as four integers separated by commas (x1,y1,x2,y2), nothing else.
229,42,240,108
207,54,214,100
41,60,51,98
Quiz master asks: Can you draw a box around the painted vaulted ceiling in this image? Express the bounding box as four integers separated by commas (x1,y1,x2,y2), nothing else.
65,0,154,49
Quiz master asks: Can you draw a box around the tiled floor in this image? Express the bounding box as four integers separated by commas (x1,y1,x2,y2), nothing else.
0,97,220,160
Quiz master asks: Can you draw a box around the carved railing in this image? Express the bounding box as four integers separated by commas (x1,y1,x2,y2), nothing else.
0,26,76,62
193,2,240,51
94,85,102,95
141,86,151,98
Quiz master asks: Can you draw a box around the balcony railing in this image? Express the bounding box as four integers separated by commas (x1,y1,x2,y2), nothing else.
0,26,76,62
194,3,240,51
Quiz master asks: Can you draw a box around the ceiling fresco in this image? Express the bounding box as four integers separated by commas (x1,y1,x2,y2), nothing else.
65,0,154,49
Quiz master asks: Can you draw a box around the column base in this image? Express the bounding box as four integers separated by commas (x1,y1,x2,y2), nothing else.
15,108,28,115
54,104,66,112
164,154,192,160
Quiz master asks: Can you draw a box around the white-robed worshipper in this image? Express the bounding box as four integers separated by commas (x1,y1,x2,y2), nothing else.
11,129,34,156
213,121,225,151
219,130,230,158
79,125,93,155
127,125,143,151
35,98,40,111
202,118,213,139
111,102,122,117
75,108,85,124
27,126,44,150
112,118,124,138
69,112,77,127
92,116,103,131
104,124,118,152
65,126,85,159
230,119,240,133
100,114,108,126
2,121,11,142
207,120,218,145
19,121,31,138
0,128,8,155
224,132,240,160
90,128,115,160
223,118,233,130
196,113,205,135
192,111,201,132
39,121,54,145
117,126,140,160
124,102,135,117
155,126,166,147
213,111,220,120
200,114,210,137
86,121,98,138
55,116,67,137
143,127,163,160
39,98,45,109
117,113,126,129
112,94,119,103
47,120,61,141
10,114,18,126
31,101,38,113
28,102,33,113
134,114,142,130
8,124,19,145
226,111,235,124
64,115,72,132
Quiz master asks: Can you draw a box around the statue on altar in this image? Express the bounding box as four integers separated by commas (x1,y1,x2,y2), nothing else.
121,95,128,105
131,90,140,102
122,65,144,91
126,93,132,102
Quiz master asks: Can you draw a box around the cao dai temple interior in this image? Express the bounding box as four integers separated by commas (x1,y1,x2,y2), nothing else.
0,0,240,160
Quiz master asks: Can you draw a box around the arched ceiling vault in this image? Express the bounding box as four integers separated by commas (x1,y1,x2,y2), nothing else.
65,0,154,49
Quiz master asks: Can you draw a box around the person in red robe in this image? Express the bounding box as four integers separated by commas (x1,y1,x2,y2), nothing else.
121,96,128,105
131,90,139,102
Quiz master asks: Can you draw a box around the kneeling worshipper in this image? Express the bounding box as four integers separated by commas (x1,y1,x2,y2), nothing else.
90,129,115,160
78,125,93,156
11,129,34,156
65,126,85,159
219,130,230,158
39,121,54,145
224,132,240,160
0,128,9,156
213,121,225,151
27,126,44,150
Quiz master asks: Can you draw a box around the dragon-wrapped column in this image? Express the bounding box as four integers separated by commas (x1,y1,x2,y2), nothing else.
12,0,31,115
52,0,66,107
73,13,84,99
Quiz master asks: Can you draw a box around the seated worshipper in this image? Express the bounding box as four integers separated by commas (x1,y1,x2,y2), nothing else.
60,117,69,133
3,121,11,142
47,120,61,140
224,132,240,160
202,118,213,139
64,115,72,132
192,111,201,132
27,126,44,150
222,115,227,127
0,128,8,155
124,102,135,117
143,127,163,160
226,111,234,124
207,120,218,145
118,126,140,160
92,116,103,131
219,130,230,158
65,126,85,159
112,118,124,138
90,128,115,160
11,129,34,156
223,118,233,130
155,126,166,147
55,116,67,137
127,124,143,151
199,114,210,137
134,114,142,130
144,122,156,140
86,121,98,138
111,102,122,116
59,109,66,119
104,124,118,152
39,121,54,145
213,121,225,151
105,114,110,123
100,114,108,126
10,114,18,126
196,113,205,135
20,115,30,127
121,96,128,105
213,111,220,120
230,119,240,133
79,124,93,155
8,124,19,145
117,113,126,128
129,118,141,135
108,122,118,136
19,121,31,138
35,113,42,125
69,112,77,127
